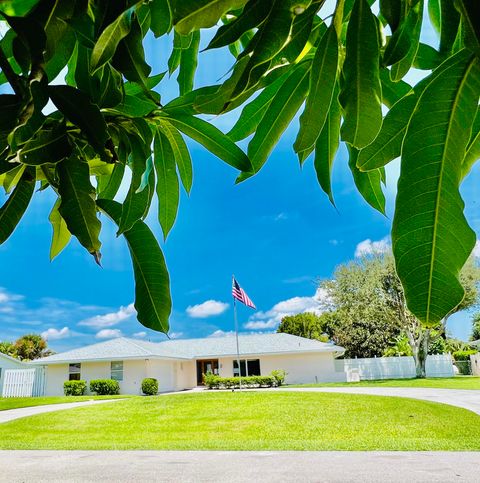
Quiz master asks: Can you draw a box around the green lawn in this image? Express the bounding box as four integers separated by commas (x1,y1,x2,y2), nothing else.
1,392,480,450
0,395,131,411
289,376,480,390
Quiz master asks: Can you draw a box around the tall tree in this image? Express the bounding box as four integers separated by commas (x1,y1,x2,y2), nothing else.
0,341,16,358
471,313,480,341
277,312,328,341
0,1,479,336
13,334,50,360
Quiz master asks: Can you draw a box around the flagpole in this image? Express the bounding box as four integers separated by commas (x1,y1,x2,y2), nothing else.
233,278,242,391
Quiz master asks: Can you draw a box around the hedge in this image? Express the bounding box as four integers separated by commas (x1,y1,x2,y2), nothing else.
64,380,86,396
204,373,281,389
452,350,477,361
89,379,120,395
141,378,158,395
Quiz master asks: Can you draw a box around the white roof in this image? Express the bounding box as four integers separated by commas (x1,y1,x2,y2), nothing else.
0,352,26,365
32,333,345,365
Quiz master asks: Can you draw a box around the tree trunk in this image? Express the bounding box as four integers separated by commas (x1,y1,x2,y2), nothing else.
406,328,430,378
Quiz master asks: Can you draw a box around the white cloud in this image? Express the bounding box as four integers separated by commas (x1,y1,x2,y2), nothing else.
186,300,229,318
209,329,235,338
244,288,329,330
41,327,71,340
96,329,123,339
354,237,390,258
133,331,147,338
79,304,136,328
274,212,288,221
169,332,183,339
329,239,339,246
474,240,480,258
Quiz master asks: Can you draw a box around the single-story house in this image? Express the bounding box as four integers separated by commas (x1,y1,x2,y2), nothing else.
0,352,28,394
31,333,346,395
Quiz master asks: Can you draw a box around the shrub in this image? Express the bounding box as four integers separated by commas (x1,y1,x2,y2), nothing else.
204,374,277,389
270,369,287,386
141,378,158,395
64,380,86,396
452,350,477,361
89,379,120,395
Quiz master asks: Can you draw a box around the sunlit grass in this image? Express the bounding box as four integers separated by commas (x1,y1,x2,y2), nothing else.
0,395,132,411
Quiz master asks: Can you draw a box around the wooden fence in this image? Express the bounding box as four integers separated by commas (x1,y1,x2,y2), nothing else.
1,368,45,398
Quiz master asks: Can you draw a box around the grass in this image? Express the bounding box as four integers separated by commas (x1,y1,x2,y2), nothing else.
1,391,480,450
289,376,480,390
0,395,131,411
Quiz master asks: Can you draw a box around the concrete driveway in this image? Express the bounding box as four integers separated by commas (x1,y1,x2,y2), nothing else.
0,450,479,482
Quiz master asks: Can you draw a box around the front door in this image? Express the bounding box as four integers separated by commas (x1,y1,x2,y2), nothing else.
196,359,219,385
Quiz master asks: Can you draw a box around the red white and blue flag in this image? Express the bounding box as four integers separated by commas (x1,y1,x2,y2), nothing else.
232,277,256,309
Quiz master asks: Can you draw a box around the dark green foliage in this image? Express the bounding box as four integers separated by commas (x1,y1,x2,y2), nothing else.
471,313,480,341
141,378,159,395
277,313,329,341
89,379,120,396
452,349,477,361
203,374,278,389
64,380,86,396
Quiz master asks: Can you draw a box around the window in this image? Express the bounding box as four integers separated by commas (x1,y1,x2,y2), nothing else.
111,361,123,381
233,359,261,377
69,363,81,381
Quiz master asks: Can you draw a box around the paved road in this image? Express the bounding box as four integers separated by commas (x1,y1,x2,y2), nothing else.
0,399,123,423
0,450,479,482
272,387,480,415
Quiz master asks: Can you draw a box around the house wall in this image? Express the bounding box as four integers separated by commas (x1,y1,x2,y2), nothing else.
173,360,196,390
0,355,27,394
215,352,346,384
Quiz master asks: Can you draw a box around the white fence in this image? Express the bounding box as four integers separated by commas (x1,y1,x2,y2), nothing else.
334,354,454,381
1,368,45,398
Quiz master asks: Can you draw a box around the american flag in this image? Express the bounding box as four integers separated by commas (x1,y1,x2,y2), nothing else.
232,277,256,309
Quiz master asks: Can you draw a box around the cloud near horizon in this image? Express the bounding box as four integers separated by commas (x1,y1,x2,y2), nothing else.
96,329,123,339
186,300,229,318
78,304,136,329
354,237,391,258
41,327,71,340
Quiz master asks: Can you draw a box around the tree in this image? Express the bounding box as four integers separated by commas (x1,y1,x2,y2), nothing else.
0,1,479,335
13,334,51,360
0,341,16,357
277,312,328,341
471,313,480,341
320,254,479,376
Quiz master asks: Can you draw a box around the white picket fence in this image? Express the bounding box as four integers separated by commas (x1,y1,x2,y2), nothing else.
1,368,46,398
334,354,454,381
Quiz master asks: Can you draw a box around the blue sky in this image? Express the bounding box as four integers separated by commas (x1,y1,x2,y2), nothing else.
0,18,479,352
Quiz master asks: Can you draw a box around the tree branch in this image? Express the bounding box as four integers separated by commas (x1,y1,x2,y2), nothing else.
0,45,24,97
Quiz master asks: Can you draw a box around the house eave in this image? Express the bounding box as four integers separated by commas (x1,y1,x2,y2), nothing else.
29,354,192,365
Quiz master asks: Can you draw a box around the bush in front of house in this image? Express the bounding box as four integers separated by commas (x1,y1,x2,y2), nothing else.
89,379,120,395
141,378,158,395
270,369,287,386
204,374,278,389
64,380,86,396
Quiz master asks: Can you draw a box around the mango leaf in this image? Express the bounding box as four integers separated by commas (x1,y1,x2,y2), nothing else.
49,198,71,261
348,146,386,214
90,6,134,73
438,0,460,54
0,169,35,244
294,26,338,160
97,163,126,200
158,120,193,193
340,0,383,149
173,0,248,35
177,30,200,95
357,94,417,171
245,62,310,177
455,0,480,56
166,114,252,172
150,0,172,37
0,0,40,16
413,43,443,70
97,199,171,333
463,107,480,178
154,128,180,239
48,85,109,155
163,85,218,115
392,50,480,326
314,85,341,205
380,0,402,33
379,68,412,107
57,154,102,263
17,126,72,166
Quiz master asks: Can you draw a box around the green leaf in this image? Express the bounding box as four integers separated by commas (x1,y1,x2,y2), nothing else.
57,154,102,262
294,26,338,159
413,43,443,70
348,145,386,214
340,0,383,149
154,128,180,239
150,0,172,37
158,120,193,193
357,94,417,171
173,0,248,35
107,93,158,117
380,0,402,33
439,0,461,54
392,50,480,326
90,6,134,73
166,114,252,172
48,198,71,261
379,68,411,107
0,169,35,244
455,0,480,56
314,85,341,205
463,107,480,177
48,85,109,155
97,163,126,200
17,125,72,166
245,62,310,176
0,0,40,16
177,30,200,95
96,198,171,333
